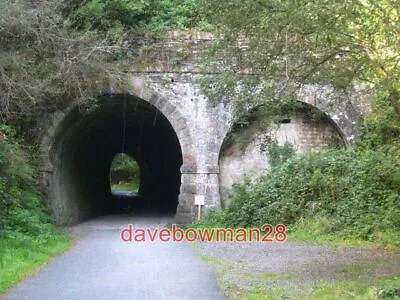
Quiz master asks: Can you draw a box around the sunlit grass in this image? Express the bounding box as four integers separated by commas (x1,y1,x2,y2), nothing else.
288,218,400,249
111,181,139,193
0,233,72,294
199,253,400,300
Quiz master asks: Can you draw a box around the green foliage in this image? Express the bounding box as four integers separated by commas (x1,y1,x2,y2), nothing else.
64,0,204,35
199,0,400,122
109,153,140,193
0,124,72,292
210,147,400,246
357,91,400,150
0,125,58,241
308,275,400,300
0,233,71,293
377,276,400,299
71,0,150,33
111,153,140,173
266,141,296,168
109,153,140,188
0,0,208,126
0,0,131,125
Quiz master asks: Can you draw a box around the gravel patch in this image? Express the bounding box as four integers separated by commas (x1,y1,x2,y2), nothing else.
193,241,400,298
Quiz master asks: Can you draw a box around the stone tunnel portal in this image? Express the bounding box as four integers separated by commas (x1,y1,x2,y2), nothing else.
47,94,183,224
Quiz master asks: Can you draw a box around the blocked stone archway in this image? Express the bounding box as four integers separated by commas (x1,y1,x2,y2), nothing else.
217,101,347,206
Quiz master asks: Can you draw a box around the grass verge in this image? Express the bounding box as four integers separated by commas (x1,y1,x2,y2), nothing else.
199,252,400,299
111,182,139,193
0,232,73,294
309,275,400,300
188,217,399,249
288,217,400,249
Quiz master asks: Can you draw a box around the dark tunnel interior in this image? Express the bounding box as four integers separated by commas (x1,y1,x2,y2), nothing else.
50,95,183,222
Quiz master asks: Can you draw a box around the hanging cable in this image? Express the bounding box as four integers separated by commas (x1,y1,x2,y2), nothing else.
153,110,158,126
138,121,143,159
121,94,127,154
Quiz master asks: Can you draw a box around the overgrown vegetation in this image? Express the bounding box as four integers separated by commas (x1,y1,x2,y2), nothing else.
0,125,71,293
194,0,400,249
1,0,400,297
62,0,205,36
0,0,206,129
0,0,128,125
197,98,400,248
200,0,400,124
202,146,400,246
1,125,48,239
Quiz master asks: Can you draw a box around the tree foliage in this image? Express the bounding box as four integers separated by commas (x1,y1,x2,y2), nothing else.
0,0,138,126
0,0,207,128
63,0,203,36
110,153,140,184
0,125,55,239
200,0,400,121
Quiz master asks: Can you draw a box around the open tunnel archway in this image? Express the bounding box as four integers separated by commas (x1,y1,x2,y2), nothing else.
47,94,183,224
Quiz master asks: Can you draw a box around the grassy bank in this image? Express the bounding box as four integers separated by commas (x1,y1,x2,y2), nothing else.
190,142,400,298
0,190,73,295
0,125,72,294
0,233,72,294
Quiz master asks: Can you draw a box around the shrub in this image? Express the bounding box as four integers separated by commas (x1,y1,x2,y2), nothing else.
0,125,56,241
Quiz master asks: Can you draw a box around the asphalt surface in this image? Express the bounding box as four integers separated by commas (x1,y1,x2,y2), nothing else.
112,190,138,197
2,214,227,300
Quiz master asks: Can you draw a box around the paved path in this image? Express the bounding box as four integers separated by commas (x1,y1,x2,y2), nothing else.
2,214,227,300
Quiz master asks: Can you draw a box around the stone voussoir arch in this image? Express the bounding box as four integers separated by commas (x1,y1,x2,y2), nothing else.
125,81,197,173
39,79,199,224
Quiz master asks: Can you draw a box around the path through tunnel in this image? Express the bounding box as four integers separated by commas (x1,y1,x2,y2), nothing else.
49,94,182,224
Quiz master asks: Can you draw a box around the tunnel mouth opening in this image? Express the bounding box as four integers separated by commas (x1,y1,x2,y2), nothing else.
109,153,140,195
49,94,183,224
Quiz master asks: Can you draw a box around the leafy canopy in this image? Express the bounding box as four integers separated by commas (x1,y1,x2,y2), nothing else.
0,0,131,125
0,0,204,126
63,0,203,35
200,0,400,119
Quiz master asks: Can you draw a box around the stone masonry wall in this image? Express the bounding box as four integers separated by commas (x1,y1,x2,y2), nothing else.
219,116,344,206
39,32,365,224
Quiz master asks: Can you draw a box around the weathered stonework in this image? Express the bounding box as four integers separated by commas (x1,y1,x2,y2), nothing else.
38,33,366,224
219,115,344,206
